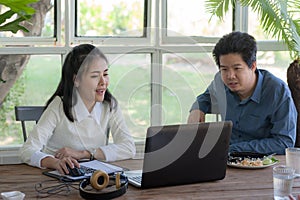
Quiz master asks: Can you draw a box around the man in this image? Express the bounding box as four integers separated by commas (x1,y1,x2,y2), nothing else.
188,31,297,155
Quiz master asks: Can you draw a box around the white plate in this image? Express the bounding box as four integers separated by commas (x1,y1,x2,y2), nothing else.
227,160,279,169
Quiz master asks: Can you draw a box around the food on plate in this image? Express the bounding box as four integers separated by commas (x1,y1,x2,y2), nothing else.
262,157,273,165
239,158,263,166
229,156,278,167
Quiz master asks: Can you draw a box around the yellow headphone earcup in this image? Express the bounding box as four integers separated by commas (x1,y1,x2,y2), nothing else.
90,170,109,190
115,172,121,189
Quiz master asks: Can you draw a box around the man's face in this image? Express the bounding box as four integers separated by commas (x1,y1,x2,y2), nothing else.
219,53,257,100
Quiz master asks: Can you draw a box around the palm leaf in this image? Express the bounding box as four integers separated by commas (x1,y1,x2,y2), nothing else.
205,0,235,21
240,0,300,58
205,0,300,58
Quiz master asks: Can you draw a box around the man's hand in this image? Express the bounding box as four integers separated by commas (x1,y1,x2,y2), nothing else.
187,110,205,123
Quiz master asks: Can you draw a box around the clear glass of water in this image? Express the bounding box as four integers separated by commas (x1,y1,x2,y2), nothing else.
286,147,300,176
273,165,295,200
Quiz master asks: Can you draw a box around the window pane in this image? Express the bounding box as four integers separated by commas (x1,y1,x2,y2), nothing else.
167,0,232,37
162,53,218,125
0,1,56,38
76,0,145,37
108,54,150,142
248,9,276,40
1,55,61,145
22,55,61,104
257,51,291,83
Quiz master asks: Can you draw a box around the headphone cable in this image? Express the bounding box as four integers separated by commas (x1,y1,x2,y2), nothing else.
34,179,79,198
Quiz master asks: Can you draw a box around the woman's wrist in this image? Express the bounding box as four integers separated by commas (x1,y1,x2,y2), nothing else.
93,148,106,160
82,150,91,160
85,148,106,161
88,149,97,160
41,156,59,169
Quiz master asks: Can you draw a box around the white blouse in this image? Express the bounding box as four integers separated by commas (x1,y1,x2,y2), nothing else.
20,93,136,168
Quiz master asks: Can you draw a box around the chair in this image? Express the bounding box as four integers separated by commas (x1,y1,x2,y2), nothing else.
15,106,45,142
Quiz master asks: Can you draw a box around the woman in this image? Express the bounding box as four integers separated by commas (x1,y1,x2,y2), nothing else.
20,44,136,175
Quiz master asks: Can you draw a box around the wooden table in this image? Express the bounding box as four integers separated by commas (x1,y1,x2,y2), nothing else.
1,155,300,200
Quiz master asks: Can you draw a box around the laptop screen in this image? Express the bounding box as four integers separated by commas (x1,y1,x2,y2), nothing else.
140,121,232,188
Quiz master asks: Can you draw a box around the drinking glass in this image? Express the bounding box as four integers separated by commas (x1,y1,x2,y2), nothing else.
273,165,295,200
286,147,300,176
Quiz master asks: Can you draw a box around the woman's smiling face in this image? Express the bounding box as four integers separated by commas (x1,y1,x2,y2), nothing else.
75,56,109,109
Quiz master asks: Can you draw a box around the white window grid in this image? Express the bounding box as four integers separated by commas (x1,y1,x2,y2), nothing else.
0,0,290,153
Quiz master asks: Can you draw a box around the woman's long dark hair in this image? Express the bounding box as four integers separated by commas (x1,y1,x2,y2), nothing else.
45,44,117,122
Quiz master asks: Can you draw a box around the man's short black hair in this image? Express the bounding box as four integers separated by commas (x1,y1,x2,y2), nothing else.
213,31,257,68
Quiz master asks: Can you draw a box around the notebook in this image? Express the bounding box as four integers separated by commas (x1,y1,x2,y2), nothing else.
43,160,124,181
125,121,233,188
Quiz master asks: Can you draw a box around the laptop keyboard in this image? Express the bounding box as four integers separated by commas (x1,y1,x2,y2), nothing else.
129,175,142,184
80,165,96,174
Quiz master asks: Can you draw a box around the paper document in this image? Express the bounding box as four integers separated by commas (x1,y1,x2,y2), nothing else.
80,160,124,175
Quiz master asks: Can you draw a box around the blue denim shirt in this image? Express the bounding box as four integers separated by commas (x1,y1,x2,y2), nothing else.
191,69,297,155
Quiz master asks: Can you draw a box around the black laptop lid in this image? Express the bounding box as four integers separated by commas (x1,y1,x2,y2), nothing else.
141,121,232,188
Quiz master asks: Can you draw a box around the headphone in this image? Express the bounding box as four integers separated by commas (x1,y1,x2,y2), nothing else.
79,170,128,200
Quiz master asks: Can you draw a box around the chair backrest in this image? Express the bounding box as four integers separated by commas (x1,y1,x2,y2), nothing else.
15,106,45,142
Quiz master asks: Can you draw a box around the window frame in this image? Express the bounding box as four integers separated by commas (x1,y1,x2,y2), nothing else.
69,0,152,45
161,0,228,45
0,0,293,163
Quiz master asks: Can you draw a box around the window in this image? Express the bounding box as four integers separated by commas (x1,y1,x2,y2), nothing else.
163,0,233,44
0,0,292,160
71,0,150,44
76,0,145,37
257,51,291,83
0,55,61,145
248,9,277,41
166,0,232,38
162,52,217,125
108,53,151,142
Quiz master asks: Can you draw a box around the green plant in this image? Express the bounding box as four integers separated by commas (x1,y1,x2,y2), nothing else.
0,0,38,33
205,0,300,59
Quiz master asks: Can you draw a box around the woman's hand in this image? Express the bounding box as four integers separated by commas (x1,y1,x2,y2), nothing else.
55,147,89,160
41,156,80,175
54,156,80,175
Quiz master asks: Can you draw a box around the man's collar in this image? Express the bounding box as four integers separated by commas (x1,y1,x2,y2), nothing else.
249,69,263,103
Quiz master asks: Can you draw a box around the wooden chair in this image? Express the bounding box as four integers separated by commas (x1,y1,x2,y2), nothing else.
15,106,45,142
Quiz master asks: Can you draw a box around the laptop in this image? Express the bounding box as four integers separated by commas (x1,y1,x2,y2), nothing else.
125,121,232,189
